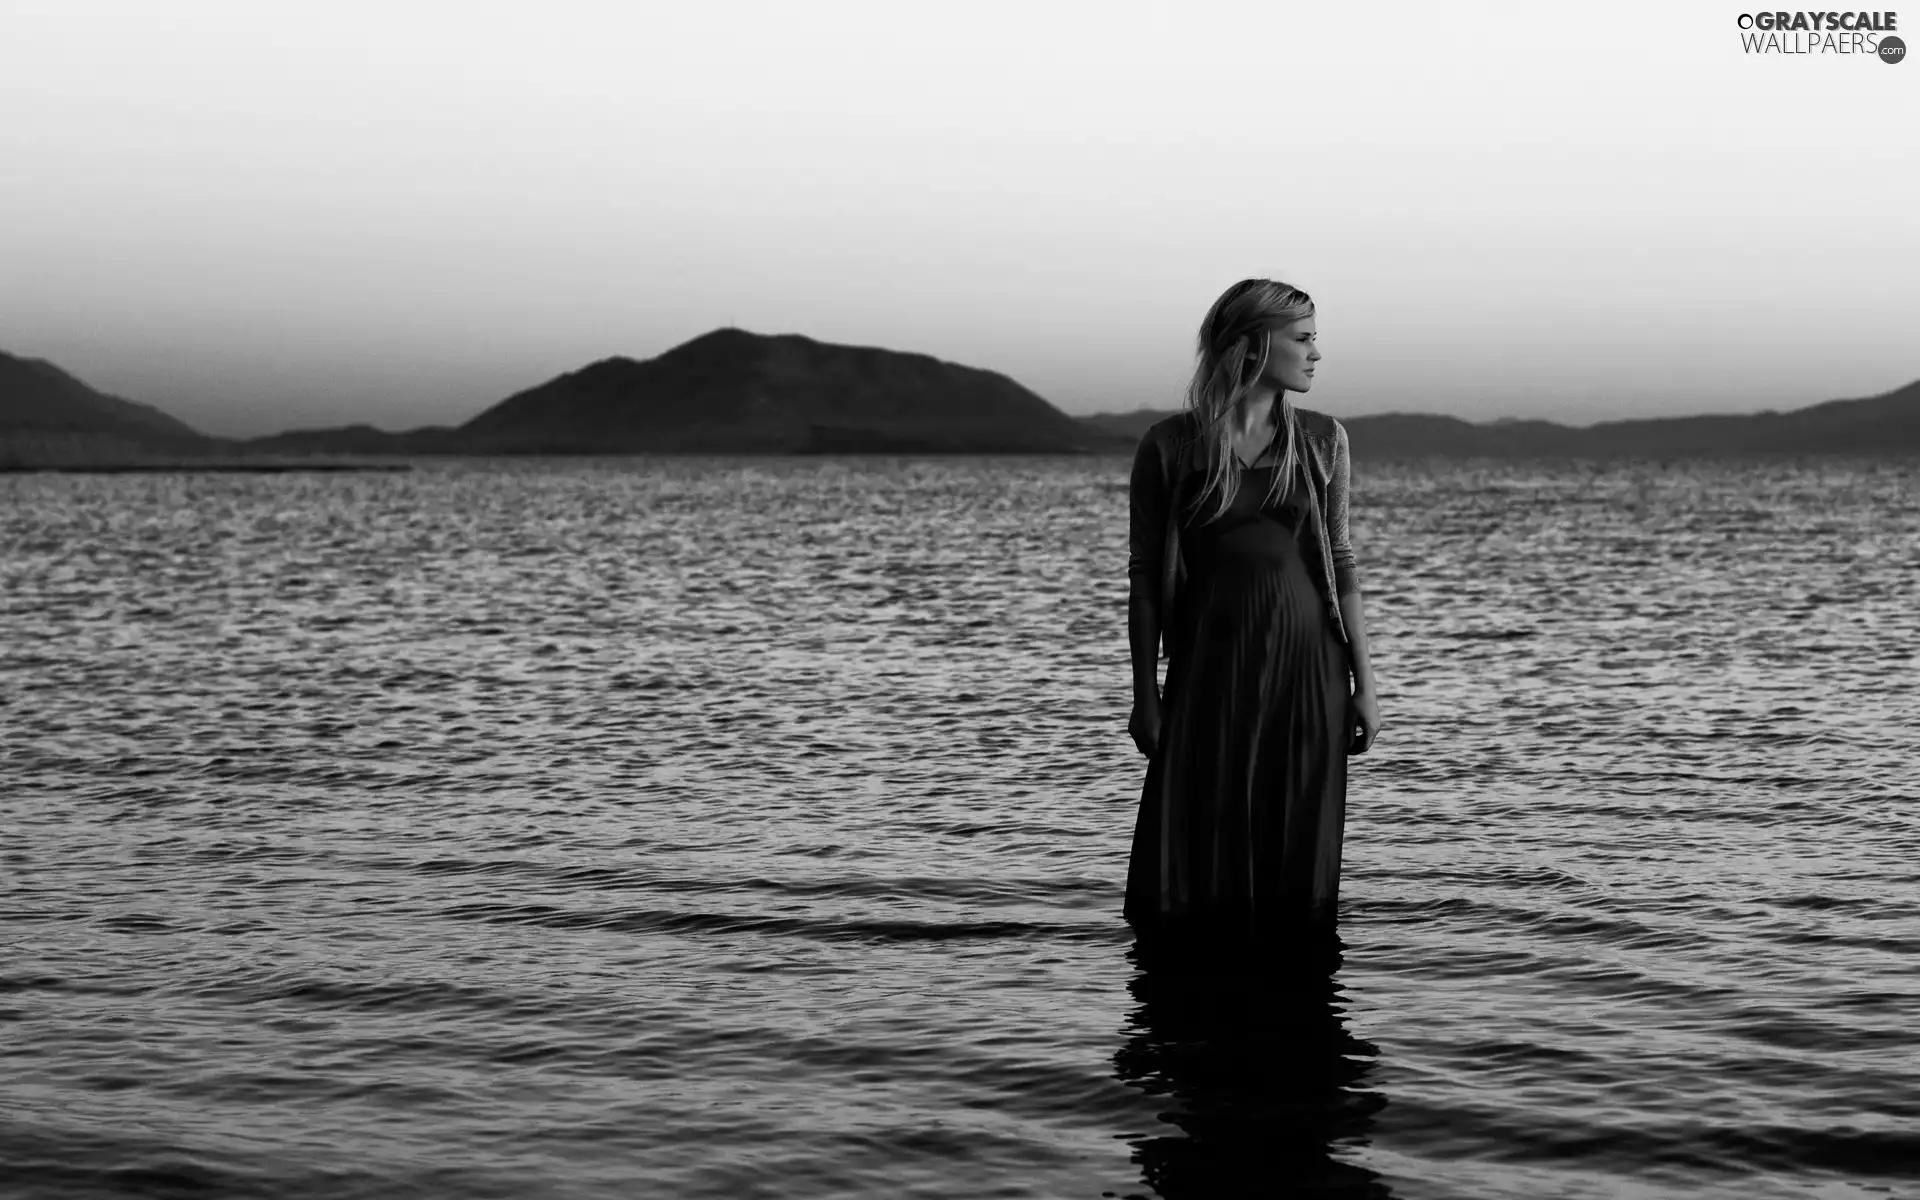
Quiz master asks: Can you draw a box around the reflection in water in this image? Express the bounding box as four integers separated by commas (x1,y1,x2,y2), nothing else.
1112,931,1393,1199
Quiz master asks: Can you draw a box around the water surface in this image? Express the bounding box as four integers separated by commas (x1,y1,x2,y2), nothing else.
4,455,1917,1198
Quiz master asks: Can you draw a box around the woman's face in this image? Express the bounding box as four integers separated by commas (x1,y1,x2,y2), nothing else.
1256,316,1320,393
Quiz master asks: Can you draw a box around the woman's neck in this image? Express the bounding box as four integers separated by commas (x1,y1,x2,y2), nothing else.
1233,389,1280,437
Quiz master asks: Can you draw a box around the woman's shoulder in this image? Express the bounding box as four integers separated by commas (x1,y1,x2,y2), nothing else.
1136,407,1347,457
1291,406,1346,439
1144,409,1198,440
1135,410,1199,458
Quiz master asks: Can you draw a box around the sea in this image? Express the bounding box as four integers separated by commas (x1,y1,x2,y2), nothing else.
3,454,1916,1200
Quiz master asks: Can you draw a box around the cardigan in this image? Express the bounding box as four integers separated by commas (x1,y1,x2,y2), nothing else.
1127,406,1363,662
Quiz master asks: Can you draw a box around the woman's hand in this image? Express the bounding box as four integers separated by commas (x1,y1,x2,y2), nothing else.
1129,695,1163,759
1349,689,1381,754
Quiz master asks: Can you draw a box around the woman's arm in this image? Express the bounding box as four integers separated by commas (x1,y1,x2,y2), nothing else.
1127,430,1167,703
1339,592,1376,698
1328,421,1378,698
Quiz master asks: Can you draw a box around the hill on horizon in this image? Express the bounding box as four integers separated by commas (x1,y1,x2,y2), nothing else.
243,327,1124,456
453,327,1117,453
0,350,219,467
1077,378,1920,458
5,331,1919,463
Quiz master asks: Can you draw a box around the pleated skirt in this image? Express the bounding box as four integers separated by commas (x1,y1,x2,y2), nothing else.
1124,529,1353,951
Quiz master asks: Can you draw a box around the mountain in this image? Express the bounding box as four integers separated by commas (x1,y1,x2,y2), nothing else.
1077,379,1920,458
453,327,1122,453
10,333,1918,466
246,328,1129,456
0,350,224,466
4,328,1132,464
239,423,463,456
1076,407,1171,443
0,350,203,438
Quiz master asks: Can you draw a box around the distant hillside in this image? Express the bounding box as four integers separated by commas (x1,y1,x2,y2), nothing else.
1078,379,1920,458
1075,408,1170,443
0,351,203,438
247,328,1131,456
456,327,1124,453
9,333,1918,467
0,351,223,466
0,351,417,470
240,423,463,456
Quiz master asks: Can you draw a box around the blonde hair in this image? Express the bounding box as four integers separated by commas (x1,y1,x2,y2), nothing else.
1179,278,1315,525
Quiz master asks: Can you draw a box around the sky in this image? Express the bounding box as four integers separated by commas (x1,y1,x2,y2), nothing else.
2,0,1916,438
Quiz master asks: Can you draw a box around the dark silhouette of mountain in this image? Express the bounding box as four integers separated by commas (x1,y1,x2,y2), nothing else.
0,350,225,467
1076,407,1174,442
0,351,417,470
240,423,463,456
0,350,203,438
453,327,1121,453
1076,378,1920,458
9,333,1918,466
242,328,1131,456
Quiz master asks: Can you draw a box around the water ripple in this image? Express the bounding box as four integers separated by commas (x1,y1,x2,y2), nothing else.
3,455,1918,1199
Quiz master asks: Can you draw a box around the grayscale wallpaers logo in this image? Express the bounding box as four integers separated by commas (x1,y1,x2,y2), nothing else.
1736,10,1903,59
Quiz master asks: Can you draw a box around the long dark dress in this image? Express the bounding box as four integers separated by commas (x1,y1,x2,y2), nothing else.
1124,452,1354,950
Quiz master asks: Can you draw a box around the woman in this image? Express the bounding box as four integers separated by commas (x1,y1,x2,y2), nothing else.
1123,279,1382,950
